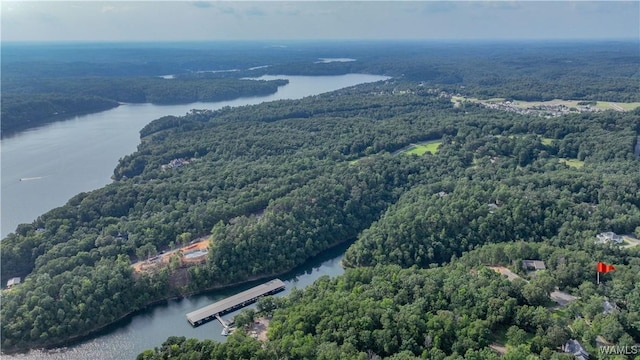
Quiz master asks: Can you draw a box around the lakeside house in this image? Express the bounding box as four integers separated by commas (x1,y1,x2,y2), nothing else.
161,158,191,171
596,232,623,244
6,277,21,288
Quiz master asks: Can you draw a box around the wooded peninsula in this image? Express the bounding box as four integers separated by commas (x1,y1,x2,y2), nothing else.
1,41,639,359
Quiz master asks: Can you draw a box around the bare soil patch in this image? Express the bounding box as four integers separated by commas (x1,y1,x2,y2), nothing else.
487,266,521,281
132,237,210,273
246,317,270,341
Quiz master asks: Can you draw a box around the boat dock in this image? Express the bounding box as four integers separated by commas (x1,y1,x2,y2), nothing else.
215,314,230,327
186,279,286,327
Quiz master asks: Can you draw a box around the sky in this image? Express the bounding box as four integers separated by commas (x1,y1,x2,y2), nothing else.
1,1,638,42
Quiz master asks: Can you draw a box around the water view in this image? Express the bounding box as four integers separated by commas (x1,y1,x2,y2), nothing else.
7,241,350,360
1,73,388,359
1,74,389,239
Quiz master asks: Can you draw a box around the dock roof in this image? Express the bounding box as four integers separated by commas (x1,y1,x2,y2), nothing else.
186,279,285,325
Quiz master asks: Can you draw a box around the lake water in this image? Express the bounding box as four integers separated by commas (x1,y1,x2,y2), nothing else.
1,73,389,239
1,73,388,359
6,241,351,360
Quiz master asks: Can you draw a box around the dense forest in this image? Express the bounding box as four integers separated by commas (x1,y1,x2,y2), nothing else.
2,41,639,135
1,41,640,358
137,239,640,360
133,100,640,359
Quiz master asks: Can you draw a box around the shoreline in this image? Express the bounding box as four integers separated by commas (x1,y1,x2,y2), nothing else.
0,103,121,140
0,238,352,355
0,82,287,140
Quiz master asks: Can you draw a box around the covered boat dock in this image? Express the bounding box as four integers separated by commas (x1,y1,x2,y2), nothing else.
186,279,286,327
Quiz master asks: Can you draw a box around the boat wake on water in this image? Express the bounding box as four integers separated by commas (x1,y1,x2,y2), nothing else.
19,176,46,181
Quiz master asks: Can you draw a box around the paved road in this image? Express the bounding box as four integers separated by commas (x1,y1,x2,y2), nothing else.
488,266,578,307
622,235,640,248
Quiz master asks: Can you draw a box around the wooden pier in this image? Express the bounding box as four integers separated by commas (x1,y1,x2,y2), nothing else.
215,314,232,327
186,279,285,327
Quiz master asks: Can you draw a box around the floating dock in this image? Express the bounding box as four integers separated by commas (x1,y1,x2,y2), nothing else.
186,279,285,327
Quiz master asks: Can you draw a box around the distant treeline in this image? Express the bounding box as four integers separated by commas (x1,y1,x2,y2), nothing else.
2,41,639,135
1,78,287,134
1,93,119,135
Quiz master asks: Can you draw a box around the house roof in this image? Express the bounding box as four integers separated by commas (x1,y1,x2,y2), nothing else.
603,300,619,314
522,260,546,270
564,339,589,360
7,277,21,287
597,232,622,242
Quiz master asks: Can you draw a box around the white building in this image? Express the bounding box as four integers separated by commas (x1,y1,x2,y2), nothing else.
6,277,21,288
596,232,623,244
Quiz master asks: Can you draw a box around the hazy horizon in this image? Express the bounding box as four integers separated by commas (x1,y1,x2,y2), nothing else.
3,38,640,45
2,1,638,42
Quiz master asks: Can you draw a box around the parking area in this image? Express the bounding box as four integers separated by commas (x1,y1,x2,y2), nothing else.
132,237,210,273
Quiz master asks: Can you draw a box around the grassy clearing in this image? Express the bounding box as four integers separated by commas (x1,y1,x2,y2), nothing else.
509,99,573,109
559,158,584,168
617,102,640,110
350,140,442,163
594,102,640,111
403,140,442,155
551,307,570,321
540,137,553,145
